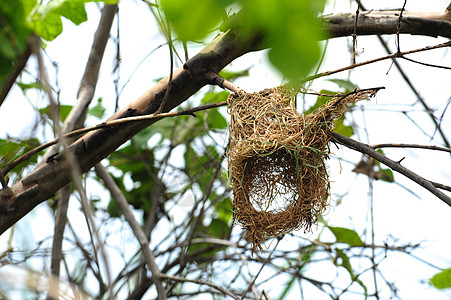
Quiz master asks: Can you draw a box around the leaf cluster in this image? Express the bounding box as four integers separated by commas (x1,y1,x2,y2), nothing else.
161,0,326,80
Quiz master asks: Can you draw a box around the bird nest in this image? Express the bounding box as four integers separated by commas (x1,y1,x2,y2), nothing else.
227,86,377,252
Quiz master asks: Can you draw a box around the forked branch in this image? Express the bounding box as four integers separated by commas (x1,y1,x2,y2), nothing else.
331,132,451,207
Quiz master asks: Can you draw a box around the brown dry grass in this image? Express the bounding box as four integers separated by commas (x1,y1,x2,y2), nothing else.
227,86,377,252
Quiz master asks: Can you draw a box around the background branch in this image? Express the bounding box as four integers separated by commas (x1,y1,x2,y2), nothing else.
371,143,451,153
323,10,451,39
331,132,451,206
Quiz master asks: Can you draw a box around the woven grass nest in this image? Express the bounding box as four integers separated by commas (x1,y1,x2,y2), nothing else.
227,86,377,252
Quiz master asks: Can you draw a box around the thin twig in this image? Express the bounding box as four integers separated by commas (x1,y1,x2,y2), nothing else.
159,274,239,300
356,1,451,148
431,181,451,192
331,132,451,206
371,143,451,153
1,100,228,175
206,72,242,93
400,55,451,70
302,41,451,83
67,150,112,298
0,40,31,107
95,164,167,300
2,86,382,176
49,184,70,297
241,237,282,300
395,1,408,53
154,17,174,114
352,1,360,64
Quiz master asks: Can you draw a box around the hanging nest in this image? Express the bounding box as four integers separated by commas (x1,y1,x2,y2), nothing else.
227,86,378,252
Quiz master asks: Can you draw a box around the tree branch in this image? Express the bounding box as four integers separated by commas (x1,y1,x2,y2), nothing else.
371,143,451,154
2,99,229,175
159,274,239,300
41,4,118,163
1,8,451,233
95,164,167,299
331,132,451,207
323,10,451,39
49,6,118,291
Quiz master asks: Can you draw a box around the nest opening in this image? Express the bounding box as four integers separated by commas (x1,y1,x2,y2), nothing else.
243,148,299,213
227,86,377,252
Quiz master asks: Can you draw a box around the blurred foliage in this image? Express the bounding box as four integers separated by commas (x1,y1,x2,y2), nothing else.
0,0,118,91
161,0,325,80
26,0,118,41
0,0,31,90
0,137,40,177
430,268,451,289
39,104,73,123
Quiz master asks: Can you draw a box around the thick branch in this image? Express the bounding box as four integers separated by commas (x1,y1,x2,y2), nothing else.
331,132,451,207
323,10,451,39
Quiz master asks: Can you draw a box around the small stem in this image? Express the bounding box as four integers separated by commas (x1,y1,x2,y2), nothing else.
371,143,451,153
205,72,242,93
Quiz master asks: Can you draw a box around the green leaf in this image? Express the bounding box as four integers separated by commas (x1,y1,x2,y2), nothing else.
161,0,232,41
218,68,249,81
0,0,32,88
28,0,117,41
209,218,231,238
205,109,227,130
334,248,368,296
430,268,451,289
88,97,106,119
150,115,202,144
173,116,203,144
39,104,73,122
107,192,121,218
187,216,231,259
37,0,88,25
143,117,177,142
17,81,44,93
327,78,359,92
163,0,325,79
334,248,354,276
242,0,326,80
379,168,394,183
214,197,232,224
107,146,157,215
334,117,354,137
279,276,296,300
200,91,229,105
328,226,364,247
376,148,385,155
305,89,335,114
0,138,40,174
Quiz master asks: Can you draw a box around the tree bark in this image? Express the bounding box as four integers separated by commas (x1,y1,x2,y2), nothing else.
323,10,451,39
1,8,450,234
